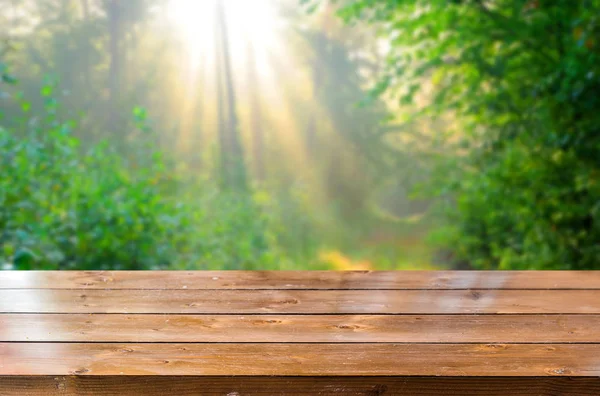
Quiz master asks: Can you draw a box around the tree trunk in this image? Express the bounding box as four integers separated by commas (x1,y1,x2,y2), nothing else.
215,6,229,187
306,58,320,155
107,0,121,131
79,0,93,103
80,0,90,19
215,0,247,191
192,55,206,170
247,41,265,181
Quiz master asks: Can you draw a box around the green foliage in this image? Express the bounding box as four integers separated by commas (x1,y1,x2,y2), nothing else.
1,42,17,120
1,65,16,86
1,0,458,271
0,79,288,270
339,0,600,269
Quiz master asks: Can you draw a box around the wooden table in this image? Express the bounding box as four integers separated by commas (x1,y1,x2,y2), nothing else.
1,271,600,395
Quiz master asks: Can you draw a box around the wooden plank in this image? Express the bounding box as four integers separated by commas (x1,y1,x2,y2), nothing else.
1,289,599,314
2,314,599,343
1,376,599,396
2,270,600,290
1,343,600,376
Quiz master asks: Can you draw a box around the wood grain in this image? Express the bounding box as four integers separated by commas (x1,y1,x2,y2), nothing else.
3,271,599,391
1,289,599,314
2,314,599,343
2,270,600,290
1,343,599,376
1,376,599,396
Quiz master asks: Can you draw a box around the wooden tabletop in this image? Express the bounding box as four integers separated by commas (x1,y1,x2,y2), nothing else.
1,270,600,395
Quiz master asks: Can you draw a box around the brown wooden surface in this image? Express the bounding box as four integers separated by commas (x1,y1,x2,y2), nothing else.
2,313,598,343
2,343,600,376
1,270,600,289
1,270,600,394
1,288,599,313
1,376,599,396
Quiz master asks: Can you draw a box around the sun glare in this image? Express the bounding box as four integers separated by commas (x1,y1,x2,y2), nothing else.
168,0,279,74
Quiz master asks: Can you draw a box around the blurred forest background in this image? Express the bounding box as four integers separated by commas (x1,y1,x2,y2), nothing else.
1,0,599,270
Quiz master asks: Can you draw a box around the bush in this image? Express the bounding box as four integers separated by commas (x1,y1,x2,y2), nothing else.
337,0,600,269
0,79,285,270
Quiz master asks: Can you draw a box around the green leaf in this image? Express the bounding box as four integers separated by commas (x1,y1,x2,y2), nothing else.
133,106,147,121
41,85,53,97
13,248,38,270
2,74,17,84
